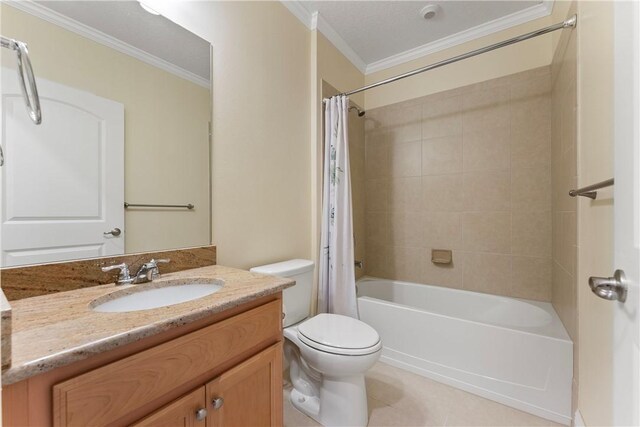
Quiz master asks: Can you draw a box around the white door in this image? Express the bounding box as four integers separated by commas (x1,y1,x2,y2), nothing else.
0,70,125,267
612,2,640,426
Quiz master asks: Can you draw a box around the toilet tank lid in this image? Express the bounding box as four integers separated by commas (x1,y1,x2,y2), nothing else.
250,259,314,277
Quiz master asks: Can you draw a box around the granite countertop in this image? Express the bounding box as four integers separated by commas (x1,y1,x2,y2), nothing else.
1,265,293,385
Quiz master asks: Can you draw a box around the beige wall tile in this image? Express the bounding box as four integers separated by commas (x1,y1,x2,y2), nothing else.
422,249,464,289
422,136,463,175
510,73,551,101
390,211,424,247
511,127,551,170
390,177,422,212
365,133,389,178
512,211,552,257
383,105,422,144
366,212,389,247
388,246,422,283
557,211,577,275
462,127,510,172
463,171,511,212
512,166,552,212
354,211,366,281
364,67,553,302
462,86,510,133
552,261,576,339
423,212,462,249
365,178,389,212
511,256,552,301
511,96,551,137
422,95,463,138
422,174,464,212
463,252,512,296
390,140,422,177
365,243,390,278
352,178,365,214
462,212,511,254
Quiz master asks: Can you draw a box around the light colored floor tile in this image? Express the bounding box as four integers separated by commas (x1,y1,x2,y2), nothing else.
284,387,321,427
283,362,562,427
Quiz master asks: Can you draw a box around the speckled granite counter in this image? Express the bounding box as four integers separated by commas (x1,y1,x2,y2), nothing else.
1,265,293,385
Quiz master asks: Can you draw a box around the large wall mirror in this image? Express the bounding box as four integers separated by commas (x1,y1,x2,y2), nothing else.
0,1,212,267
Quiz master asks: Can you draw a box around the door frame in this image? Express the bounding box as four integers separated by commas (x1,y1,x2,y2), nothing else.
612,1,640,425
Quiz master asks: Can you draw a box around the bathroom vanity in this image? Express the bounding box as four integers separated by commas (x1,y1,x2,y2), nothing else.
1,265,293,426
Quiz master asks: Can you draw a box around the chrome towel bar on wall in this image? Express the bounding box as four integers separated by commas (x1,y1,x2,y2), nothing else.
124,202,195,210
569,178,614,199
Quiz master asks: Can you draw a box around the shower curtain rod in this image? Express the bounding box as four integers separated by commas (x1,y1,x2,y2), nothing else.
323,14,577,101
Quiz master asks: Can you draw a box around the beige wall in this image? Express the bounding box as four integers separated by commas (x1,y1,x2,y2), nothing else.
575,2,616,425
551,1,574,54
363,16,555,110
363,67,553,301
1,5,211,254
155,1,312,269
550,0,579,416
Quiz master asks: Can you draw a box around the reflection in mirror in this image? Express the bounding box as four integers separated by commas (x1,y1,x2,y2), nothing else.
0,1,212,267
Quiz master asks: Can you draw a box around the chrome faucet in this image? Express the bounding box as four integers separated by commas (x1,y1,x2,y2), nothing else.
101,259,170,285
101,262,133,285
133,258,170,284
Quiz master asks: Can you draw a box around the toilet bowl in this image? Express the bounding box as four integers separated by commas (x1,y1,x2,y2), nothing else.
284,314,382,426
250,260,382,427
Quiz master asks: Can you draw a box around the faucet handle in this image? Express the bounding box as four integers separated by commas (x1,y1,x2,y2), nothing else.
101,263,133,285
148,258,170,279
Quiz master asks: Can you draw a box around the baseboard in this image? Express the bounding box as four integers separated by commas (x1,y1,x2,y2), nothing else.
573,410,585,427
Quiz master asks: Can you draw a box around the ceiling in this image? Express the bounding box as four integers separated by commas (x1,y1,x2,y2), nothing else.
292,0,550,73
32,1,210,81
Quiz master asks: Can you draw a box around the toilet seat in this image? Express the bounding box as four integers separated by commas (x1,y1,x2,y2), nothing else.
297,313,382,356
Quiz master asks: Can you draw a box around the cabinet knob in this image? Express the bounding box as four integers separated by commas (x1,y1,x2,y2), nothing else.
195,408,208,421
211,397,224,410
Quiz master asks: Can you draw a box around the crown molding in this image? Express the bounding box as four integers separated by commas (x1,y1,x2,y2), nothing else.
281,0,554,76
365,0,554,74
6,0,210,88
311,12,367,74
280,0,313,30
280,1,367,74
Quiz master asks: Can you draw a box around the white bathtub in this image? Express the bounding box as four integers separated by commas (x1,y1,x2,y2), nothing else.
356,277,573,425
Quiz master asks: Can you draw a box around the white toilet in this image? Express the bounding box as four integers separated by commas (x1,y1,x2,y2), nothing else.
250,259,382,427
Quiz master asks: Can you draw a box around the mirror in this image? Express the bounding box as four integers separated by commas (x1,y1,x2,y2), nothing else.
0,1,211,267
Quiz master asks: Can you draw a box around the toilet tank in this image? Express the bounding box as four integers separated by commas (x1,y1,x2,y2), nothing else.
250,259,314,327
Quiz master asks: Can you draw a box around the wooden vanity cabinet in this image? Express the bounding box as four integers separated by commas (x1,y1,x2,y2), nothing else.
133,344,281,427
2,294,284,427
132,387,207,427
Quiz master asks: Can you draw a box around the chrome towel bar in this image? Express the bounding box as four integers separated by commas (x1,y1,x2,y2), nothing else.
569,178,614,199
124,202,194,210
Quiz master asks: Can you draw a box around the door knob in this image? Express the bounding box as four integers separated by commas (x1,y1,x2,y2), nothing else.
589,270,627,302
195,408,207,421
103,227,121,237
211,397,224,410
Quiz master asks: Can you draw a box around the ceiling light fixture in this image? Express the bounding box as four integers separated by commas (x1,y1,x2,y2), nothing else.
420,4,440,20
138,1,160,16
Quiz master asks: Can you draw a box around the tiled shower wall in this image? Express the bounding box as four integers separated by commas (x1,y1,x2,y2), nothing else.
363,67,552,301
550,5,578,408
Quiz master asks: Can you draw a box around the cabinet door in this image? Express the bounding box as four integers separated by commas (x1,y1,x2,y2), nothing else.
132,387,207,427
206,343,283,427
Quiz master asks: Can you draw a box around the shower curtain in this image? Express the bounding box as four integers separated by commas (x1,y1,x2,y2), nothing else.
318,95,358,318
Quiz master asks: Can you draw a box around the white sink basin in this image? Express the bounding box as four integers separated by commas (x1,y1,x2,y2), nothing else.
92,281,223,313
